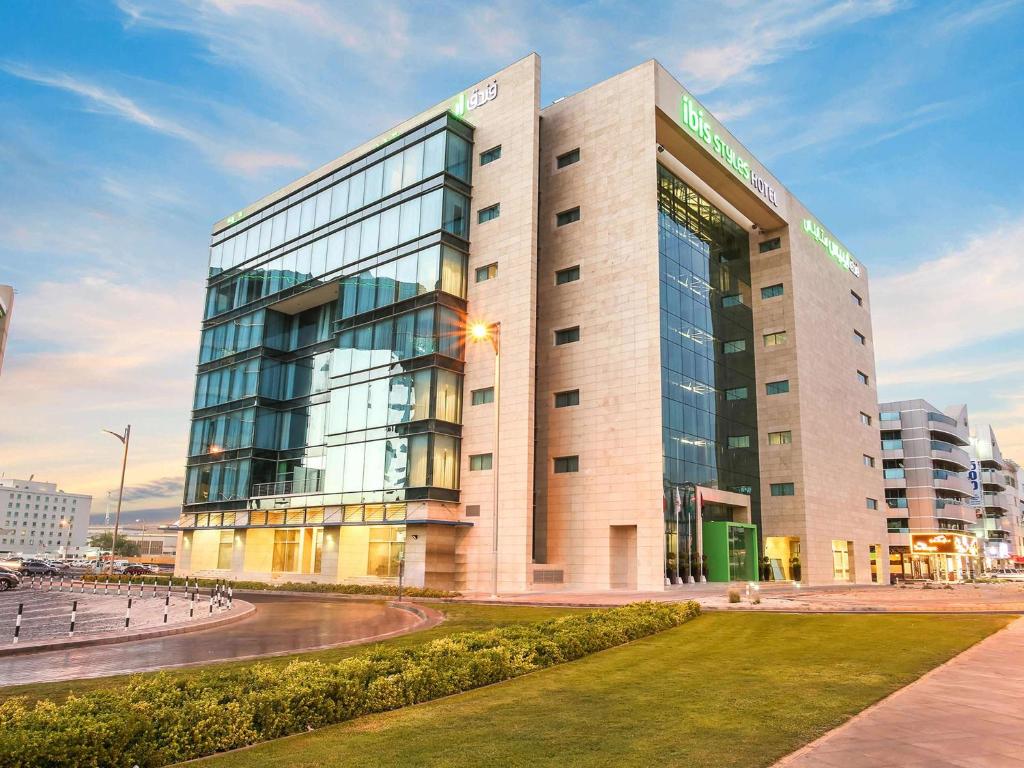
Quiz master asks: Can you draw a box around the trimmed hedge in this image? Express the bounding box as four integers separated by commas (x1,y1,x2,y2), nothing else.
78,574,458,599
0,601,700,767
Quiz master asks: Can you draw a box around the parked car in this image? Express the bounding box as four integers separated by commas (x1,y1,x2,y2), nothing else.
117,564,154,576
18,559,61,576
0,569,20,591
990,569,1024,581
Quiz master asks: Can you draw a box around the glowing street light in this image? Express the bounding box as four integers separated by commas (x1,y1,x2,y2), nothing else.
101,425,131,574
468,320,500,596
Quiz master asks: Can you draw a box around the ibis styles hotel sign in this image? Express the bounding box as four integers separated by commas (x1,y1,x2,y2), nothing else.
679,94,779,208
802,219,861,278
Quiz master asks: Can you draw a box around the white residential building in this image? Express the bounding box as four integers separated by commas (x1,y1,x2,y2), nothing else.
0,478,92,556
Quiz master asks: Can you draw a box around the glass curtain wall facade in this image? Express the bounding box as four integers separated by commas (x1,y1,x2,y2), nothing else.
657,165,761,583
181,114,473,570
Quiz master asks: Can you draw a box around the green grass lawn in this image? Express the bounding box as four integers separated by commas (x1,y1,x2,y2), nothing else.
191,612,1010,768
0,603,583,705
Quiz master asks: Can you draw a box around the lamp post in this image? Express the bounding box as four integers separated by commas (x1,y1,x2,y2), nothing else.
469,321,500,597
102,425,131,574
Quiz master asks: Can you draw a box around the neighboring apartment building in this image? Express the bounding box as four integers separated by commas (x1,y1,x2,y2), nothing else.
174,55,888,591
0,477,92,556
0,284,13,375
877,400,980,581
968,424,1022,569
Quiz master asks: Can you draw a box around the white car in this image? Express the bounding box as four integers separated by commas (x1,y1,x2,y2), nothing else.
989,569,1024,581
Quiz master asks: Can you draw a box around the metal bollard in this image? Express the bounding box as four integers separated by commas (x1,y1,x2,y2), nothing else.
93,578,98,595
189,589,195,619
125,597,132,630
69,600,77,637
228,584,233,610
47,575,53,592
13,603,22,644
163,591,170,624
80,579,85,594
116,578,121,596
208,590,214,615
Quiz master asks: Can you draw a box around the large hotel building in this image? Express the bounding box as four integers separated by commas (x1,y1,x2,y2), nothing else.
173,55,889,592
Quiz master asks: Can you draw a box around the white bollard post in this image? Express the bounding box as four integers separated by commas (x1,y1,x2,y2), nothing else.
125,597,132,631
13,603,22,644
69,600,77,637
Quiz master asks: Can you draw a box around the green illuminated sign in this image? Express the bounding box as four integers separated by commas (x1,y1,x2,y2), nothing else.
450,80,498,118
802,219,861,277
679,94,778,207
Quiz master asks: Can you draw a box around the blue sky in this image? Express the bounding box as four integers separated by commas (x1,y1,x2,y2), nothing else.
1,0,1022,522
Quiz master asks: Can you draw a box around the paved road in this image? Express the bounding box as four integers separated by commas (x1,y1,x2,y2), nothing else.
0,594,421,686
775,617,1024,767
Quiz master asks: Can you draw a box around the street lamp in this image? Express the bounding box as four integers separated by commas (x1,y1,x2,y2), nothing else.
468,321,500,597
102,425,131,574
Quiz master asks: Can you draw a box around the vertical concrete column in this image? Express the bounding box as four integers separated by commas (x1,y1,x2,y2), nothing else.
319,527,341,582
231,529,247,575
175,531,193,575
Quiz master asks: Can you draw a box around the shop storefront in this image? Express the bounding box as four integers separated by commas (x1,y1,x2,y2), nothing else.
903,532,981,582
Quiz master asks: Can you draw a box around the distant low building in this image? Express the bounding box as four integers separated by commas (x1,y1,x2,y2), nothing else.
87,524,178,559
0,477,91,556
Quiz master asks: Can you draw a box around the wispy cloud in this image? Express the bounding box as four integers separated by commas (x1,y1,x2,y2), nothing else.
1,61,308,177
674,0,904,92
872,215,1024,368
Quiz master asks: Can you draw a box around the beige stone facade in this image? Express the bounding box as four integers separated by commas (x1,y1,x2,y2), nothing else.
175,55,890,592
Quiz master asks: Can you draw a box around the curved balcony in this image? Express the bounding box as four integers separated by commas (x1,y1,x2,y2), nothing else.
927,412,969,445
930,440,970,470
981,469,1009,490
984,492,1014,515
931,470,972,497
934,501,976,525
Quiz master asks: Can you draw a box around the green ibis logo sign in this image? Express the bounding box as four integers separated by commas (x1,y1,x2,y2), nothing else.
680,94,779,208
451,80,498,118
802,219,861,278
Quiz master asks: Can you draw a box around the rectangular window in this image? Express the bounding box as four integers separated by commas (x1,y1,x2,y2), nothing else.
554,326,580,345
879,411,901,421
471,387,494,405
758,237,781,253
770,483,795,497
469,453,493,471
765,380,790,395
554,390,580,408
556,148,580,168
763,331,787,347
722,339,746,354
553,455,579,473
479,145,502,165
854,330,866,345
217,530,233,569
721,294,742,308
761,283,784,299
832,540,852,581
857,370,869,385
851,290,863,306
863,455,876,467
727,435,750,449
866,498,878,510
556,265,580,284
556,207,580,226
768,431,792,445
475,263,498,282
860,412,873,426
724,387,748,401
477,203,500,224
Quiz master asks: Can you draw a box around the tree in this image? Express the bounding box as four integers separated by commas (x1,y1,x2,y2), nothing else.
88,532,141,557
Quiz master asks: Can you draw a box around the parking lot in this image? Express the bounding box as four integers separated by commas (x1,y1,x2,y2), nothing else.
0,580,232,644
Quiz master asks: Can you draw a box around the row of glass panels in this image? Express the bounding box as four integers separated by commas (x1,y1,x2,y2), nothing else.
210,130,470,276
205,188,469,320
179,505,409,529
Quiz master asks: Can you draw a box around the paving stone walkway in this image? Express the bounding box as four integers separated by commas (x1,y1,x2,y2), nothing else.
775,617,1024,768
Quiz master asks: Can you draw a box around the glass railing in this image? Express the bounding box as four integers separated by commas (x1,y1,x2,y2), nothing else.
886,498,909,509
883,468,905,479
881,440,904,450
932,469,961,480
930,440,956,453
927,411,957,427
251,474,323,498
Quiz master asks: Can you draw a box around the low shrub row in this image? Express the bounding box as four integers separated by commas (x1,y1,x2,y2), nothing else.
78,574,458,599
0,601,700,768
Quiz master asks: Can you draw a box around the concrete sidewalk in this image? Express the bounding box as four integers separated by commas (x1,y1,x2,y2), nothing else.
775,617,1024,767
